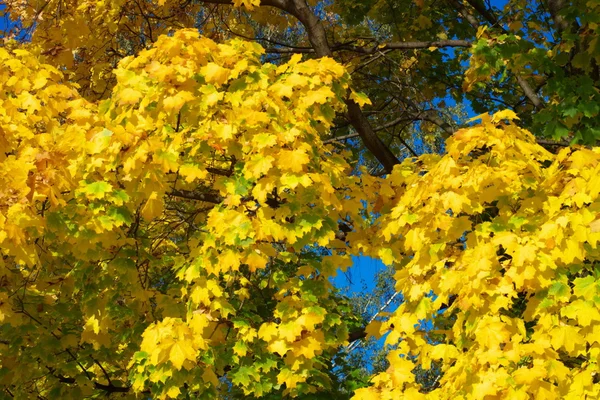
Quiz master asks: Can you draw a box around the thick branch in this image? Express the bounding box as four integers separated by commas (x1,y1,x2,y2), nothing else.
448,0,481,27
283,0,401,173
547,0,570,33
267,39,471,54
536,138,569,146
284,0,331,57
55,375,129,393
197,0,401,172
334,39,471,54
197,0,287,9
464,0,498,26
347,328,367,343
515,75,543,109
344,101,401,173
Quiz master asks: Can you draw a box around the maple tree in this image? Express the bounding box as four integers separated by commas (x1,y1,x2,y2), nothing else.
1,0,600,399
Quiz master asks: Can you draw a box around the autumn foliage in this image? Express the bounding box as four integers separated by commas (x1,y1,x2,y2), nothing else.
1,0,600,399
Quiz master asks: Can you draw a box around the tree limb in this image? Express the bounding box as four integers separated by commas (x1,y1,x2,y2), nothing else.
266,39,471,54
191,0,400,172
333,39,471,54
547,0,570,33
277,0,401,173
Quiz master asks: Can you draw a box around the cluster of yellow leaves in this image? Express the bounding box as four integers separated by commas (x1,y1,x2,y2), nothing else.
0,28,360,399
104,29,357,397
3,11,600,399
356,110,600,399
1,0,300,100
0,47,91,266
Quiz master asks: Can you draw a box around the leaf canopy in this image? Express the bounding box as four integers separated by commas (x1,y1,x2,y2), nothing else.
0,0,600,399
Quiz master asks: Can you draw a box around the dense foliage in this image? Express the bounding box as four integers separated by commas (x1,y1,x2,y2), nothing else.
1,0,599,399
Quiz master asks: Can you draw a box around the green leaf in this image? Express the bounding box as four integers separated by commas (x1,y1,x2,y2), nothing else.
573,276,597,300
79,181,113,200
231,365,258,387
549,281,570,299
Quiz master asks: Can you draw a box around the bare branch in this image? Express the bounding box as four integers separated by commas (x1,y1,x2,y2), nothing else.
345,291,402,352
322,132,360,144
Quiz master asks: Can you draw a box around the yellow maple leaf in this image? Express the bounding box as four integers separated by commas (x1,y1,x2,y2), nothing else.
561,300,600,326
303,86,335,106
365,320,383,339
219,249,240,272
378,248,394,266
166,386,180,398
32,74,48,90
293,335,323,358
491,109,520,122
118,87,144,105
179,164,208,183
387,350,416,386
188,314,210,341
169,341,198,370
202,368,220,386
258,322,278,342
245,251,268,272
277,368,304,389
429,344,460,361
284,73,309,88
233,0,261,10
300,309,325,329
513,365,547,385
349,90,372,107
191,286,211,307
141,191,165,220
279,322,302,342
268,339,289,356
84,315,100,334
201,63,230,85
277,149,310,173
163,91,195,112
244,155,274,178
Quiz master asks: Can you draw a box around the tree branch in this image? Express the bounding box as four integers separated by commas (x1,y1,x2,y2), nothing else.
278,0,401,173
333,39,472,54
198,0,429,172
322,132,360,144
345,290,402,352
196,0,287,8
547,0,571,33
52,371,130,393
464,0,499,26
515,75,544,109
169,189,224,204
266,39,471,54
